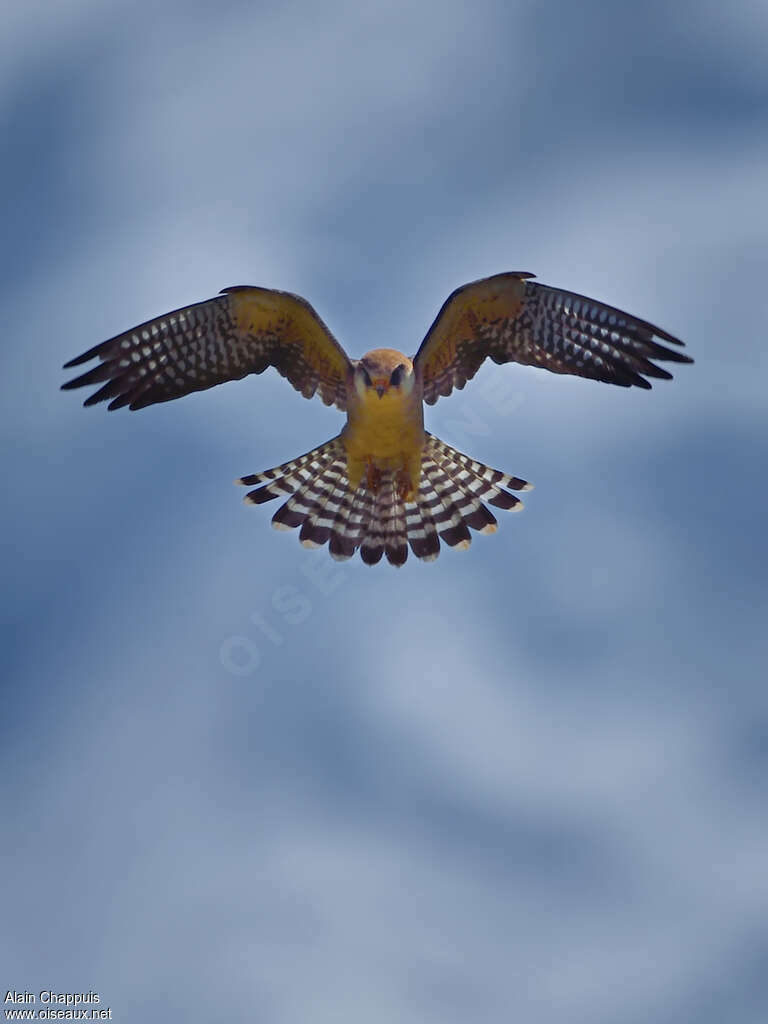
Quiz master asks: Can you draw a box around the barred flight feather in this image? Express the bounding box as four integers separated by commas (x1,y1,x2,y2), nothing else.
63,289,351,411
416,274,692,404
238,434,530,566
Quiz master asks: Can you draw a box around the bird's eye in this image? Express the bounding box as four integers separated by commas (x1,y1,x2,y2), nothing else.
361,366,372,387
390,365,404,386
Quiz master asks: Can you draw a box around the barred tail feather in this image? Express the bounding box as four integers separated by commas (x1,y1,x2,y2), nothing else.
238,438,342,502
421,455,473,549
383,480,408,567
328,486,371,561
238,433,531,566
405,492,441,562
424,432,532,499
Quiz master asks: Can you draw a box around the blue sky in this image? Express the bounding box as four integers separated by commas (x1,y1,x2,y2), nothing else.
2,2,767,1021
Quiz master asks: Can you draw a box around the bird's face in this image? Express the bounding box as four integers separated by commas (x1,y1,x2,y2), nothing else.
354,349,415,401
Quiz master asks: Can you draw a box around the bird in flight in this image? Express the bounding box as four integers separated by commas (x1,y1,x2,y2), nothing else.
63,272,692,566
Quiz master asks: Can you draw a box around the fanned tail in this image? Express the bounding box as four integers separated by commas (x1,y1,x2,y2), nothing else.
238,432,531,567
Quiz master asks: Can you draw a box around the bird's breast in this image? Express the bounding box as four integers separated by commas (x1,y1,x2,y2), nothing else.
343,388,424,460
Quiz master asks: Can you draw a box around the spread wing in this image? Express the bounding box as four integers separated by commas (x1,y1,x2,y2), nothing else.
62,286,352,411
413,272,693,405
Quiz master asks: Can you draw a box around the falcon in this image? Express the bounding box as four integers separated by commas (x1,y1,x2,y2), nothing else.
62,272,692,566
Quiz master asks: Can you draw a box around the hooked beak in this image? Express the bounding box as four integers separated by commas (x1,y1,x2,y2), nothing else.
373,379,388,398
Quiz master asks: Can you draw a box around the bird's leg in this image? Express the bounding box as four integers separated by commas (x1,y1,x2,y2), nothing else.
366,458,382,493
396,470,413,502
396,452,420,502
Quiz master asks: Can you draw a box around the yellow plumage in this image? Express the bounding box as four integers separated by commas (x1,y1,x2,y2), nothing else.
342,349,423,500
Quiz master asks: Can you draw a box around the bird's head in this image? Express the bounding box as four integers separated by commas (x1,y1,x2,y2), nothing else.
354,349,415,400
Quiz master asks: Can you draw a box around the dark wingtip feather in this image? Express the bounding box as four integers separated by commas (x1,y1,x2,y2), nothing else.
63,346,101,369
643,366,673,381
65,363,117,391
647,343,694,365
108,394,135,411
644,322,689,348
83,387,113,407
